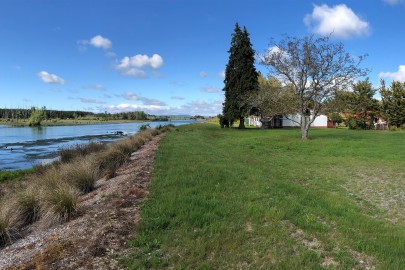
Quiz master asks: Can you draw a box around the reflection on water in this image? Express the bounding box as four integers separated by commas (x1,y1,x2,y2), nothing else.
0,121,194,170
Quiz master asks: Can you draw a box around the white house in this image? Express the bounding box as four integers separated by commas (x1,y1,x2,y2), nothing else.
248,113,329,128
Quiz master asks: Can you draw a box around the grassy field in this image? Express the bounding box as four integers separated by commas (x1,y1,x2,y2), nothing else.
122,123,405,269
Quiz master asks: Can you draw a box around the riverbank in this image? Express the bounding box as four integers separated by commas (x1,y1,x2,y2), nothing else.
0,119,166,127
0,132,165,269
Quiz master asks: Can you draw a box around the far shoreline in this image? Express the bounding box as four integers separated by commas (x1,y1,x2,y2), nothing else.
0,118,191,127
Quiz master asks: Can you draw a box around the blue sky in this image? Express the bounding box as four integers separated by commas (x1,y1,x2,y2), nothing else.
1,0,405,116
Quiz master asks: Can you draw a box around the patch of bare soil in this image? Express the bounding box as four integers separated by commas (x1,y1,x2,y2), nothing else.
0,134,165,270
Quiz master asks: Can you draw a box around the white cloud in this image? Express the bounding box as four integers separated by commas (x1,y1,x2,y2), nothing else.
122,68,147,78
121,91,138,101
82,84,106,91
38,71,65,84
174,99,223,116
90,35,112,49
116,54,163,78
171,96,185,100
120,91,167,106
103,98,222,116
202,87,221,93
379,65,405,82
105,103,170,113
77,35,113,52
304,4,370,39
199,71,208,78
79,98,106,104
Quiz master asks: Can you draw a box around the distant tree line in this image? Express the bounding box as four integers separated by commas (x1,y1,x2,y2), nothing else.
0,107,149,121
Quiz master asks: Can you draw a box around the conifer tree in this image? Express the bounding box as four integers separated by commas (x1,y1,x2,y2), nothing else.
380,80,405,127
223,23,258,129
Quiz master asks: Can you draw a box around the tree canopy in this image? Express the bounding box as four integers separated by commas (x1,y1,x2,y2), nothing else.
261,34,369,139
222,23,258,129
380,80,405,127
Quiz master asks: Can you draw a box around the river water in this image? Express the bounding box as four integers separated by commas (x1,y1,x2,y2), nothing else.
0,120,194,171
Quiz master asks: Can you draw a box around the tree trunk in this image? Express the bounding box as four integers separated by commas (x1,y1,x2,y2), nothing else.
239,116,245,129
300,114,309,140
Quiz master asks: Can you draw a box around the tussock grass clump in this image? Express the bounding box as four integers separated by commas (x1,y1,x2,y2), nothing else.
156,124,175,133
137,129,154,143
61,157,98,194
96,147,131,179
0,202,20,246
15,185,41,225
40,169,79,225
58,141,106,163
112,139,135,156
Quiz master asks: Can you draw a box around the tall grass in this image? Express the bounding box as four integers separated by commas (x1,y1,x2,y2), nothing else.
40,169,79,225
62,157,98,193
123,124,405,269
15,185,42,225
0,201,20,246
58,141,106,163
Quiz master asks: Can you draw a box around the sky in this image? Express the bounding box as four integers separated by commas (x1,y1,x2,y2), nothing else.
1,0,405,116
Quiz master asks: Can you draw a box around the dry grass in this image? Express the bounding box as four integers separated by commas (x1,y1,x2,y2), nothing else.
15,185,42,225
343,167,405,224
0,201,21,246
40,169,80,226
61,157,98,194
58,141,106,163
96,147,131,179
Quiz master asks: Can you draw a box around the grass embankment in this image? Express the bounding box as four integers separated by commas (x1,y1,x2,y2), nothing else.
123,124,405,269
0,125,174,246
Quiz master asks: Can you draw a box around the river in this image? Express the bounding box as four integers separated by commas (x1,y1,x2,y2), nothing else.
0,120,195,171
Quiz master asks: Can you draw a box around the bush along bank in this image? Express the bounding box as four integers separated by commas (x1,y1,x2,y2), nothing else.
0,124,174,247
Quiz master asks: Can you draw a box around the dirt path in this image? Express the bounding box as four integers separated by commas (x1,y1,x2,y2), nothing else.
0,134,164,270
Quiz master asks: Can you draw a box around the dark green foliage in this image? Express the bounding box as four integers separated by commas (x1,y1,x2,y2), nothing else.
380,80,405,127
0,108,151,122
223,23,259,129
139,124,151,131
328,113,343,128
28,107,47,126
0,169,32,183
217,114,230,128
341,79,379,129
346,116,363,129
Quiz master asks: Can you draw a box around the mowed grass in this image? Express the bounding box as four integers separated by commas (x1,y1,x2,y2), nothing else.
123,124,405,269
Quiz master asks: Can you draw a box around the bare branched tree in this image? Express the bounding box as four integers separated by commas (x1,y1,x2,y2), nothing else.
261,35,369,139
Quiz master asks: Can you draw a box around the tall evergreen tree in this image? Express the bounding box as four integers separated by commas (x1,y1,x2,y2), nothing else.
223,23,258,129
380,80,405,127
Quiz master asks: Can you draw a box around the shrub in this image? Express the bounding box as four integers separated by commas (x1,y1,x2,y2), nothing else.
62,157,98,194
0,202,20,246
389,125,399,131
346,117,361,130
139,124,150,131
40,169,79,225
401,124,405,130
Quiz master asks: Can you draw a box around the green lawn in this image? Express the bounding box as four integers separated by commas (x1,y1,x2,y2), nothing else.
122,123,405,269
